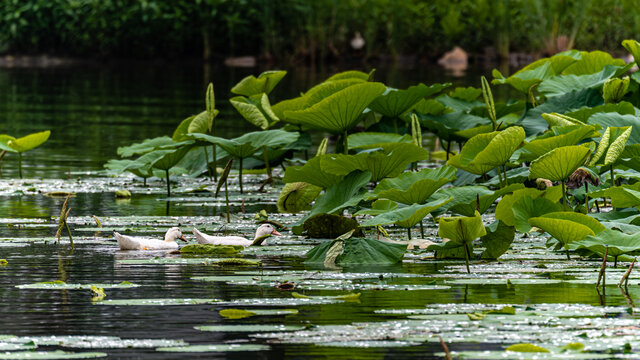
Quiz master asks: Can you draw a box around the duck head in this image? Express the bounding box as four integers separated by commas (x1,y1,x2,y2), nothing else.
165,227,187,243
254,224,282,240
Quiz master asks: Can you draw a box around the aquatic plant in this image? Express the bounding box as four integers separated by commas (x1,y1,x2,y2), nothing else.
437,211,486,273
0,130,51,178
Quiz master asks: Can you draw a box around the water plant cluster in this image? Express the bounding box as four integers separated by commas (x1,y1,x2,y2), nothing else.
104,39,640,276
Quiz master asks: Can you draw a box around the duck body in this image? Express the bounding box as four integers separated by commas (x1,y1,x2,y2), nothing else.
193,224,281,247
115,227,187,250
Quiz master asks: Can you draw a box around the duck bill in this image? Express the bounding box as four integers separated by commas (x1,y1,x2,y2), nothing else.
271,229,282,236
179,235,188,242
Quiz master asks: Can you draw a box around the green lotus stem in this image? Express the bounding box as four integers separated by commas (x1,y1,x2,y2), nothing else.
610,165,614,188
263,146,272,179
18,152,23,179
420,221,424,238
239,157,244,194
0,150,6,176
343,130,349,154
446,141,451,161
503,165,508,186
225,180,230,223
212,145,218,182
566,249,570,260
614,256,618,269
561,180,567,207
584,182,589,214
165,169,171,197
464,243,471,274
496,168,504,188
393,118,398,134
407,227,411,239
204,147,212,181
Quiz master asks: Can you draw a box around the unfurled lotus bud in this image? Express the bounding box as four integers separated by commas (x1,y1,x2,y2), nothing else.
603,76,630,104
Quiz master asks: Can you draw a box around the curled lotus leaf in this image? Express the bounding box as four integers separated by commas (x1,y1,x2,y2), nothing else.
438,211,486,245
6,131,51,153
231,70,286,96
588,126,631,166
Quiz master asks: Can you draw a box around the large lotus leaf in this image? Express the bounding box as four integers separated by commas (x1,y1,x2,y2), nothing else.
231,70,286,96
438,211,486,245
347,132,413,150
282,155,344,189
188,109,218,134
7,130,50,153
430,185,494,215
303,79,365,108
529,145,590,181
188,130,298,159
271,96,310,125
517,124,596,162
369,166,457,204
622,39,640,63
104,159,153,178
418,111,490,142
449,86,482,102
303,170,371,220
230,94,279,130
0,134,16,152
588,126,631,166
491,61,555,93
411,98,449,116
495,187,563,226
150,145,193,171
173,114,197,141
448,183,525,217
283,82,386,133
570,229,640,257
561,51,626,75
588,112,640,144
320,143,430,182
276,182,322,214
436,94,483,112
565,101,636,122
325,70,372,82
305,237,407,266
588,185,640,209
369,84,436,118
117,136,175,157
480,220,516,260
512,195,563,233
353,199,398,216
538,65,625,97
519,88,603,136
361,197,453,228
174,146,219,178
472,126,525,167
300,213,364,238
529,211,605,249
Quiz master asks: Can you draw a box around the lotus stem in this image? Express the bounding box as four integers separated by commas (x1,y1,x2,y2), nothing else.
561,180,567,207
0,150,6,176
420,221,424,238
225,179,230,223
143,177,147,187
496,168,504,188
614,256,618,268
566,249,570,260
619,258,635,288
18,152,23,179
239,157,244,194
596,245,608,288
204,147,212,181
343,130,349,154
464,243,471,274
610,165,615,188
263,146,272,180
393,118,398,134
407,227,411,239
212,145,218,182
446,141,451,161
165,169,171,197
584,182,589,213
503,165,508,186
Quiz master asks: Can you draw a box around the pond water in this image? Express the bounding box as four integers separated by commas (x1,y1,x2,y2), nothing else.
1,63,639,359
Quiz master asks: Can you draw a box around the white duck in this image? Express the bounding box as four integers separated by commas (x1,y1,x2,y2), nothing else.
192,224,281,247
114,227,187,250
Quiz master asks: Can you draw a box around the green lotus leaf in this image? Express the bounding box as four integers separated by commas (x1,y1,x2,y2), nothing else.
512,195,563,233
438,211,486,245
448,183,525,216
430,185,494,215
361,197,453,228
448,86,482,101
369,83,436,118
283,82,386,134
529,211,606,249
492,61,555,93
411,98,449,116
517,125,596,162
300,213,364,238
276,182,322,214
188,109,218,134
320,143,430,183
354,199,398,216
230,94,279,130
588,126,631,166
282,154,344,189
104,158,154,179
0,134,16,152
588,112,640,144
231,70,286,96
588,185,640,209
480,220,516,260
570,229,640,257
417,111,490,142
0,350,108,359
325,69,373,82
437,94,483,112
495,187,563,226
505,343,550,353
529,145,591,181
149,145,193,171
622,39,640,63
561,50,626,75
117,136,176,157
368,166,457,205
520,88,603,136
565,101,636,122
188,130,299,159
538,65,625,97
448,127,524,174
603,76,631,104
347,132,413,150
305,237,407,266
173,114,197,141
7,131,50,153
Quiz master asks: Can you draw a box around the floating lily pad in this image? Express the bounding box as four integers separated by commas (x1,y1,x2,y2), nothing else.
16,281,140,290
0,351,107,359
156,344,270,352
195,325,305,332
95,298,219,306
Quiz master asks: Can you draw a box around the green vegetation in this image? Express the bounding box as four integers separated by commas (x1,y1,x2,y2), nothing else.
3,1,640,60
